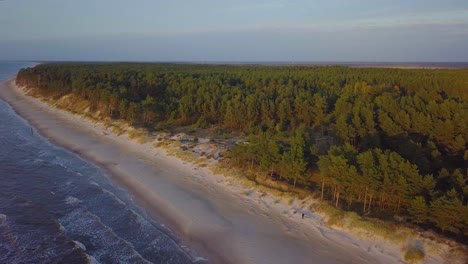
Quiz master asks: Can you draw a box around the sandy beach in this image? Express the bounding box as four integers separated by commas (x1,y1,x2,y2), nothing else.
0,78,451,264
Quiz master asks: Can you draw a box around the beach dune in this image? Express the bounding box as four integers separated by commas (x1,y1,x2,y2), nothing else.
0,78,411,264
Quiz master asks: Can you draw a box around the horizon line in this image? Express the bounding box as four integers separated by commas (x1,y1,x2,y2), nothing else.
3,60,468,68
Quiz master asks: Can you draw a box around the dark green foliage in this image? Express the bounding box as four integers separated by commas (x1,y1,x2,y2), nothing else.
408,196,429,224
429,189,467,234
16,63,468,238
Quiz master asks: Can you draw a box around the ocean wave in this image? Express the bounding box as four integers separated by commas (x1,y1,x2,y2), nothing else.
0,214,7,224
101,188,127,206
0,203,89,263
59,206,152,264
86,254,101,264
65,196,83,205
0,88,198,263
75,240,87,251
193,256,208,263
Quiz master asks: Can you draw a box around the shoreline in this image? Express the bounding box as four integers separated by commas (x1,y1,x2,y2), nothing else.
0,77,461,264
0,78,225,263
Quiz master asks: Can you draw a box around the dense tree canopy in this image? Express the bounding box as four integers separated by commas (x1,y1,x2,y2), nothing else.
17,63,468,239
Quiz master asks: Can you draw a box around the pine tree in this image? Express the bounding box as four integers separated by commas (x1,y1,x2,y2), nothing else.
408,196,428,224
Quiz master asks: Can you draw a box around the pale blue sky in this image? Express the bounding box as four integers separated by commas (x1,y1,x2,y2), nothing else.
1,0,467,61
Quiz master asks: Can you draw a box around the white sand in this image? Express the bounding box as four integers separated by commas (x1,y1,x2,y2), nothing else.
0,79,447,264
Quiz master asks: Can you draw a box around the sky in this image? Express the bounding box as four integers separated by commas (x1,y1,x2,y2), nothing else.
0,0,468,62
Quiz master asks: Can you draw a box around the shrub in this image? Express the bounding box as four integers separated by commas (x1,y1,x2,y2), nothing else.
404,247,425,263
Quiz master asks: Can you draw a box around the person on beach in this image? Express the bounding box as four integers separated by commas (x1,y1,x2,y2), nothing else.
302,213,305,219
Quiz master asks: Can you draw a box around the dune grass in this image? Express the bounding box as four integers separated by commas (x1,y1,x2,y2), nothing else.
312,203,411,243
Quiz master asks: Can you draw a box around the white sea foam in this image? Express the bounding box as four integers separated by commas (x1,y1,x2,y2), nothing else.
65,196,82,205
102,188,126,206
86,254,100,264
0,214,7,224
32,158,44,164
74,240,87,251
193,256,208,262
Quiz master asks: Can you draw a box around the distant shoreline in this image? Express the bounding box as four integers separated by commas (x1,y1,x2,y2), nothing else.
6,60,468,69
175,61,468,69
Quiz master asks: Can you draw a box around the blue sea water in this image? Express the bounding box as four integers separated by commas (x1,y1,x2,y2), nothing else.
0,62,196,264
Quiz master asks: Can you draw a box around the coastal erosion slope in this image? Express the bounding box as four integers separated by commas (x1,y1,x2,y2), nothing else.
0,78,445,264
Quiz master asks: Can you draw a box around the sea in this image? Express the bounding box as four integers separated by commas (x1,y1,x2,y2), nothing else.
0,62,196,263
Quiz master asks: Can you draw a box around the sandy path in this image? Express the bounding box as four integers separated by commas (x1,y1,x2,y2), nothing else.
0,79,402,264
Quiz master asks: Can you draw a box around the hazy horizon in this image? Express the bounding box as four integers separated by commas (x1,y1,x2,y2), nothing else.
1,0,468,62
3,60,468,65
